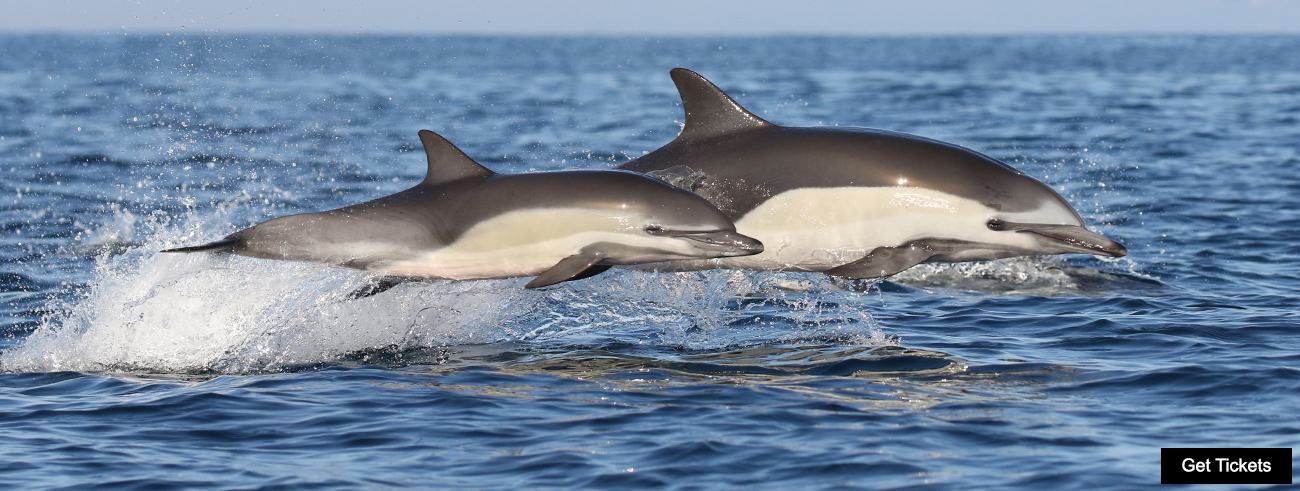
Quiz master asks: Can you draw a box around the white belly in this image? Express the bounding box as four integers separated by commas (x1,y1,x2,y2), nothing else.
372,208,695,279
708,187,1045,271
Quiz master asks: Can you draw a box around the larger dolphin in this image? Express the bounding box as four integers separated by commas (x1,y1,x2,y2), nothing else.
618,68,1125,279
164,129,763,288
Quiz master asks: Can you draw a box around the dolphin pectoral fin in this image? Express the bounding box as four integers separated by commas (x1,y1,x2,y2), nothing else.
568,264,613,282
346,276,416,300
160,237,241,253
825,242,938,279
525,251,610,289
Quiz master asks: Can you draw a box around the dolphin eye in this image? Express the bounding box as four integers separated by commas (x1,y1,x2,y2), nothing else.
987,218,1007,231
644,225,666,236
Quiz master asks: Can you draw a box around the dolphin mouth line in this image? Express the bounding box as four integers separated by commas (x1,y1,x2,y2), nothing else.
1024,230,1128,257
672,230,765,257
989,219,1127,257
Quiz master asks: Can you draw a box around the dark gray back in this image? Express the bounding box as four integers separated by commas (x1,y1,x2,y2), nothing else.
311,130,738,249
619,69,1081,221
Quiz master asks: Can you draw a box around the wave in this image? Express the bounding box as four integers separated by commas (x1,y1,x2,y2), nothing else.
2,209,894,374
4,202,1153,375
884,256,1164,295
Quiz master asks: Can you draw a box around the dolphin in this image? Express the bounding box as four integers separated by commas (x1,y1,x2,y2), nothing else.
618,68,1126,279
163,129,763,289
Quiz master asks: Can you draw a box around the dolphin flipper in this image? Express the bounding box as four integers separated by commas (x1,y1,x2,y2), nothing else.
825,242,940,279
160,237,240,253
525,251,611,289
346,276,419,300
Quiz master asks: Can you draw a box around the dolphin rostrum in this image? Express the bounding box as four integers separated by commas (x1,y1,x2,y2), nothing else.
164,129,763,288
618,68,1126,279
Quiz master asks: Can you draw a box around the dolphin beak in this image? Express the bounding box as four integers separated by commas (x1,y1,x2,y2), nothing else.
1023,225,1127,257
988,219,1127,257
675,230,764,257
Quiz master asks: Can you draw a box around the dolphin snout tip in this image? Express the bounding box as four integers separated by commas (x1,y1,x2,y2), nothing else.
1083,230,1127,257
1075,232,1126,258
1074,233,1127,258
713,231,765,257
1101,240,1127,258
679,230,764,257
734,235,765,255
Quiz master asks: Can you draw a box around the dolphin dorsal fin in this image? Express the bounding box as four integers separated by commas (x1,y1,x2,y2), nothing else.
671,68,773,141
418,129,494,185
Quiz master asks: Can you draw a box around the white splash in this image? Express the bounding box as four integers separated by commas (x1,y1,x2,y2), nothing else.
1,245,538,373
2,210,895,374
889,255,1160,295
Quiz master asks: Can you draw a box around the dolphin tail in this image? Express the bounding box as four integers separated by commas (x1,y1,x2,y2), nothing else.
160,237,241,254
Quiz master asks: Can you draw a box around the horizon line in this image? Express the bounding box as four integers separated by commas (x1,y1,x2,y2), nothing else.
5,30,1300,37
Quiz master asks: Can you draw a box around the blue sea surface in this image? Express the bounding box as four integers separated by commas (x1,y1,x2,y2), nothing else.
1,34,1299,489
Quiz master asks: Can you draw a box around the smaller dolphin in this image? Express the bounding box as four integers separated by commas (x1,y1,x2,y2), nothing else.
164,129,763,288
619,68,1125,279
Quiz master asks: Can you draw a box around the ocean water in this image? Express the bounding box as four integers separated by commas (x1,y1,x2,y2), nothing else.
1,34,1298,489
